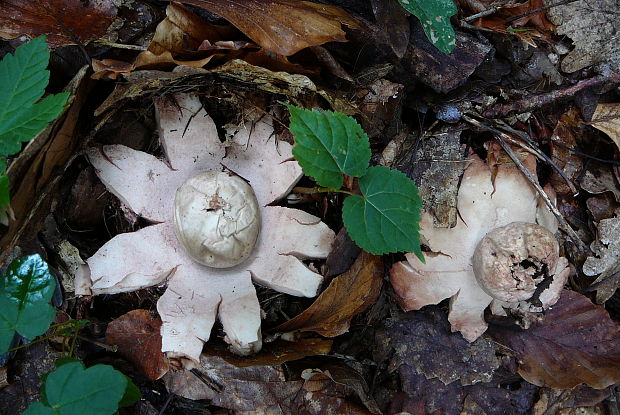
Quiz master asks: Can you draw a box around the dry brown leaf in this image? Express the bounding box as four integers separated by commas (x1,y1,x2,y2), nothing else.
489,290,620,389
164,355,373,413
0,0,117,47
591,103,620,151
105,309,170,380
582,215,620,304
549,108,584,197
0,66,89,265
205,338,333,368
178,0,361,56
373,308,500,386
548,0,620,73
531,386,612,415
275,251,383,337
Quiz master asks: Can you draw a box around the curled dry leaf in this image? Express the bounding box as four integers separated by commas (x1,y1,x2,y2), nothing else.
178,0,361,56
0,0,117,47
275,251,383,337
591,103,620,152
105,309,170,380
582,215,620,303
80,93,334,366
489,290,620,389
390,144,568,341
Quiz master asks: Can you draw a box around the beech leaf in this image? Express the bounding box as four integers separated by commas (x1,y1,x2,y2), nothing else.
397,0,457,54
0,254,56,353
177,0,359,56
343,166,422,256
489,290,620,389
275,251,383,337
287,105,371,189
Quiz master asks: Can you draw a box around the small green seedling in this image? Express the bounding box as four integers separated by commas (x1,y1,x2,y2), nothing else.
0,254,57,353
397,0,457,54
286,105,423,260
0,35,69,210
22,358,140,415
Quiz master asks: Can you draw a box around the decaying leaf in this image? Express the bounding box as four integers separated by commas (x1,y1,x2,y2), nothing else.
81,93,335,365
275,251,383,337
105,309,170,380
582,215,620,303
489,290,620,389
390,144,568,341
373,308,500,386
178,0,361,56
0,0,117,48
591,103,620,152
531,385,612,415
164,355,374,413
548,0,620,73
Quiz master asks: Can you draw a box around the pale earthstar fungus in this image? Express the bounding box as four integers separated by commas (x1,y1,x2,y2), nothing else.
77,94,335,367
390,143,570,341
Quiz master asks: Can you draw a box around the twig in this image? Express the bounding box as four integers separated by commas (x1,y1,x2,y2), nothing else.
95,39,148,51
483,73,620,118
463,7,503,22
463,115,579,196
495,134,590,253
505,0,582,22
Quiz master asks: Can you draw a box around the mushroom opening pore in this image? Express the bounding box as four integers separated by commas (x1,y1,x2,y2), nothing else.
173,171,261,268
472,222,561,303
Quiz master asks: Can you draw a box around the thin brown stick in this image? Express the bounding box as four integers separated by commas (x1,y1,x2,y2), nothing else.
495,135,590,252
483,73,620,118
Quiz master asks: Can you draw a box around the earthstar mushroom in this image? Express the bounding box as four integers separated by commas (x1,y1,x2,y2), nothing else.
77,93,335,365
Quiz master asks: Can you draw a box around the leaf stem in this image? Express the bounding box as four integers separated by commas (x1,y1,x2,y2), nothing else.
292,186,355,196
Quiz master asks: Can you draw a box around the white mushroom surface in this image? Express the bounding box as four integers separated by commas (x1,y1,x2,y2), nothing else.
390,144,569,341
80,94,335,365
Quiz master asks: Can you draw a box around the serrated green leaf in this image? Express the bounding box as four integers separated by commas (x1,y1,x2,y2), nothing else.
398,0,457,54
0,255,57,353
4,254,56,305
40,361,128,415
343,166,423,256
287,105,371,189
0,36,68,157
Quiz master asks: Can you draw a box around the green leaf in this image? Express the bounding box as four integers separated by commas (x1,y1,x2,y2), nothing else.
39,361,128,415
287,105,371,189
0,255,57,353
0,36,68,157
397,0,457,54
118,377,141,407
343,166,423,257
